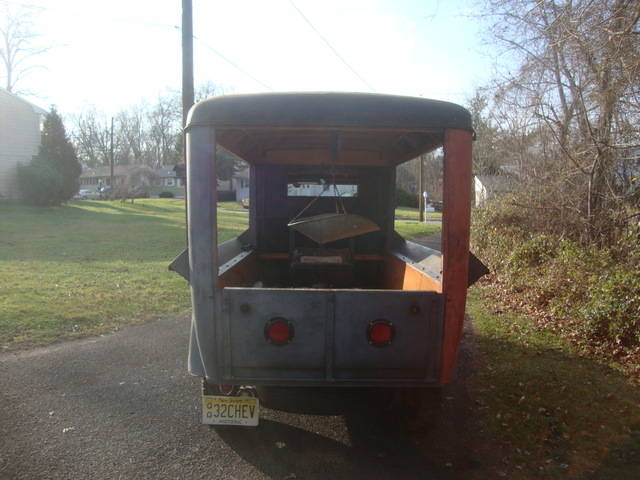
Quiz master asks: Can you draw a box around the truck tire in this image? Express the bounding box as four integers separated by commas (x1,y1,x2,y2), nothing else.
400,387,443,431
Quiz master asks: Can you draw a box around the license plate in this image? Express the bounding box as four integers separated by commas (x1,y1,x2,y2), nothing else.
202,395,259,426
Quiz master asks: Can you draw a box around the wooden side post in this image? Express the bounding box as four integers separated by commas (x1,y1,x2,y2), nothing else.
440,129,473,383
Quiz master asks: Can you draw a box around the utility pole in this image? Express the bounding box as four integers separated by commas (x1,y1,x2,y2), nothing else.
182,0,194,129
110,117,114,197
181,0,194,245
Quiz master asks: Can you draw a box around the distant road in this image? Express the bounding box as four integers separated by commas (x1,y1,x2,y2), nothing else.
0,315,491,480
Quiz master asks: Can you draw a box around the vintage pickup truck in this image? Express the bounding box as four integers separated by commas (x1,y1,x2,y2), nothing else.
171,92,487,426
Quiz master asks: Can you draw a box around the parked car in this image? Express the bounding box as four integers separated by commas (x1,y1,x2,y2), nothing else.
73,190,100,200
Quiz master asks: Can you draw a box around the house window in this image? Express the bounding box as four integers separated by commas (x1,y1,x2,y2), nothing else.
154,178,162,186
165,178,175,187
286,173,358,197
177,178,184,188
241,179,250,189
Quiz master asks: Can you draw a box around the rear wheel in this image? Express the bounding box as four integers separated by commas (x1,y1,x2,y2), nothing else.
399,387,443,431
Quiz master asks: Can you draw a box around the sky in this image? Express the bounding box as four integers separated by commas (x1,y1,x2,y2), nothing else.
2,0,493,117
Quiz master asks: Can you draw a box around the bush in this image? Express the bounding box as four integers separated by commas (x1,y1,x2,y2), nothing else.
578,256,640,352
16,161,63,206
395,187,419,208
472,199,640,357
159,191,174,198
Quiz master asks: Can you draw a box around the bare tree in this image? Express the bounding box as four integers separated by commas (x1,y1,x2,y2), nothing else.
116,103,149,165
0,5,50,93
478,0,640,242
468,90,504,175
69,82,231,171
146,89,182,168
70,108,113,168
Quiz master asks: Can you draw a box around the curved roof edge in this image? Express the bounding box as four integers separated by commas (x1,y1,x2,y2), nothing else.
186,92,472,131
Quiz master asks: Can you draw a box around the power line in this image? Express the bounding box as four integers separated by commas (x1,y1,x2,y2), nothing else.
192,34,274,92
288,0,376,93
191,6,274,92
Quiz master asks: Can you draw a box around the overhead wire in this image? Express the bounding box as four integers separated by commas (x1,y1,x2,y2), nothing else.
288,0,376,93
191,6,274,91
191,33,274,92
2,0,274,92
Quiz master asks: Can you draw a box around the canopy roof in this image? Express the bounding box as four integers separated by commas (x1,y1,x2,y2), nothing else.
186,92,473,167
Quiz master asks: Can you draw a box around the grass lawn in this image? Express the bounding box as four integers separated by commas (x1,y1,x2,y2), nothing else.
468,285,640,479
0,198,439,350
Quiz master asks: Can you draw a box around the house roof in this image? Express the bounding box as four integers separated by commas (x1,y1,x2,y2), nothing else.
0,87,46,114
155,166,176,177
475,174,517,192
80,165,154,178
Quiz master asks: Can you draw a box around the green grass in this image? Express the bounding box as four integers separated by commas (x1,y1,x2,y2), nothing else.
0,199,247,349
395,205,442,221
467,285,640,479
0,200,438,349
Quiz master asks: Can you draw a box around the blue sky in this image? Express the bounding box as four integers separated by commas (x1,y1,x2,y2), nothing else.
5,0,493,115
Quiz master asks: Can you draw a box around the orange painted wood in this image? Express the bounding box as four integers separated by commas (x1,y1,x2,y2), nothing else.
440,129,473,383
382,253,441,292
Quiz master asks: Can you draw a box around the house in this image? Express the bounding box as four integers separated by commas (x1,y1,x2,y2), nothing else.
79,165,156,197
0,87,46,200
235,167,250,201
474,173,517,206
152,165,185,198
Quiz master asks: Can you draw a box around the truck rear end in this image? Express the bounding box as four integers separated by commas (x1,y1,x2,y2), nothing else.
171,92,486,425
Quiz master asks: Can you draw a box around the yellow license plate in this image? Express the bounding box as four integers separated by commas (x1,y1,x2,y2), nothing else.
202,395,259,426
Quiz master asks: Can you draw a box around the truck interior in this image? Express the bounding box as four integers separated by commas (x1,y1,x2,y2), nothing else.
215,127,444,294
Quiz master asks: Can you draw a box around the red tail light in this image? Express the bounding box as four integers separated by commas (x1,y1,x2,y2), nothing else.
367,319,395,347
265,318,294,345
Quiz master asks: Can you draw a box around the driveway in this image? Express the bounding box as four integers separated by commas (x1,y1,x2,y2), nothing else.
0,315,496,480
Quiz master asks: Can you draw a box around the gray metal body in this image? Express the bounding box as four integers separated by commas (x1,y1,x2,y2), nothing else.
171,92,482,393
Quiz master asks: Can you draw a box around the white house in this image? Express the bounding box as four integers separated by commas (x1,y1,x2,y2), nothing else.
235,167,250,201
79,164,156,197
474,174,517,206
152,165,185,198
0,87,46,200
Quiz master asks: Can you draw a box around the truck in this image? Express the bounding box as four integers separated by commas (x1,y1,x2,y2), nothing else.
170,92,487,426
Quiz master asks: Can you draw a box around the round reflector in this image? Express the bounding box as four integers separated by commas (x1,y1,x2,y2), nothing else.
265,318,294,346
367,319,395,347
